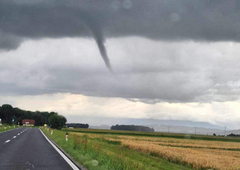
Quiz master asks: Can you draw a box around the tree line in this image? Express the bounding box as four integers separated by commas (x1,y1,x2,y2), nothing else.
66,123,89,128
111,124,154,132
0,104,66,129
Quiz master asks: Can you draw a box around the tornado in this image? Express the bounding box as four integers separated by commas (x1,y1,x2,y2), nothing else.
91,29,112,71
83,15,112,71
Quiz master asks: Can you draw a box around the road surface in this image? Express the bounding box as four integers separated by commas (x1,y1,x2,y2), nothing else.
0,127,77,170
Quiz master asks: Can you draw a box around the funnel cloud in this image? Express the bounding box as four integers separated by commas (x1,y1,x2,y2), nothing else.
84,15,112,71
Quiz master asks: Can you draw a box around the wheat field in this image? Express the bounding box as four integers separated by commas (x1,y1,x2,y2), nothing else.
72,132,240,170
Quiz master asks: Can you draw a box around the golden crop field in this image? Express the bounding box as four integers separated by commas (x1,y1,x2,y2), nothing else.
72,132,240,170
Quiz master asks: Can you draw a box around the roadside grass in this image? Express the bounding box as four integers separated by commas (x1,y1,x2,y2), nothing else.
63,128,240,142
42,127,192,170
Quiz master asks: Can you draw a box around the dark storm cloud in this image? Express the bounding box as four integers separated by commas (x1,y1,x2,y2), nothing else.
1,0,240,68
1,0,240,103
0,31,22,50
1,0,240,40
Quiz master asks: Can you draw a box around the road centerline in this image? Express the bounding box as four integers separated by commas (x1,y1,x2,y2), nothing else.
4,140,10,143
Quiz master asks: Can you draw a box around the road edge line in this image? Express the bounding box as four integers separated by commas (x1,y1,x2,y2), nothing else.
39,128,80,170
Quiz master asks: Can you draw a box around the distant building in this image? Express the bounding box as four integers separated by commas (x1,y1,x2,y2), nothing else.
22,119,35,126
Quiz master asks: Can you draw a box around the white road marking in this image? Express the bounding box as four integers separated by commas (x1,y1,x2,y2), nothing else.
18,133,20,135
13,136,17,139
39,129,79,170
5,140,10,143
26,160,34,168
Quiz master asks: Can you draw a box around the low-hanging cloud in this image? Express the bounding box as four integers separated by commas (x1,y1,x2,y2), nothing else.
1,0,240,69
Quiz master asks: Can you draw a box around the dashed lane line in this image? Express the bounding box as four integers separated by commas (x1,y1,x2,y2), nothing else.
5,140,10,143
2,128,28,144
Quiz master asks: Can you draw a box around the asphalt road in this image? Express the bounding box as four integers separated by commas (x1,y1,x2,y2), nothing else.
0,127,75,170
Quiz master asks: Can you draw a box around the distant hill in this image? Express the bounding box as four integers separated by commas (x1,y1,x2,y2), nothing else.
153,125,223,135
67,116,223,133
121,118,222,130
89,124,223,135
89,124,111,130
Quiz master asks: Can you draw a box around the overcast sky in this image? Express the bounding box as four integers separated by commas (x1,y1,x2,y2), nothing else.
1,0,240,129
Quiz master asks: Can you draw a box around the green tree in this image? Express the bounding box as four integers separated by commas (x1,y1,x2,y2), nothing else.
0,104,67,126
1,104,14,124
48,114,62,129
59,115,67,127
